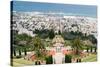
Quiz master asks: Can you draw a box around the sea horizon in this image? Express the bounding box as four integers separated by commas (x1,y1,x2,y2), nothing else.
11,1,97,18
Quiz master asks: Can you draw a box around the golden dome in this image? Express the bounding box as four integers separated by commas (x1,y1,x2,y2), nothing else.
52,35,65,44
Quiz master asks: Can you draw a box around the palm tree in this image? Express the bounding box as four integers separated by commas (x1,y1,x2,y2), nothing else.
31,36,45,64
72,37,83,55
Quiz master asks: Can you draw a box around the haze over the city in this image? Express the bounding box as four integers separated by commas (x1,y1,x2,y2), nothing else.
12,1,97,18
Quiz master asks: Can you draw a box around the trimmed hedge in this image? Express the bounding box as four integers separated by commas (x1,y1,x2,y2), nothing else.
65,55,72,63
45,55,53,64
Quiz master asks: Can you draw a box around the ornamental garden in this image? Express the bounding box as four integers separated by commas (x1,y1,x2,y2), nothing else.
11,29,97,66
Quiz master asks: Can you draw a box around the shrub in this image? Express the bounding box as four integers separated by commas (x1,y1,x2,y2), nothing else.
35,61,41,65
79,58,81,62
45,55,53,64
76,58,81,62
65,55,72,63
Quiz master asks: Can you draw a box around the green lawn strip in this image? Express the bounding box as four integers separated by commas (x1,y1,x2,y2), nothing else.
13,62,23,66
88,57,97,62
82,55,95,61
12,62,25,67
82,57,97,62
13,58,34,65
82,57,96,62
82,54,97,62
13,62,28,67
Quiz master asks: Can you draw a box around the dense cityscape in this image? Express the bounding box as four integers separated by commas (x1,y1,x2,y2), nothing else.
12,11,97,38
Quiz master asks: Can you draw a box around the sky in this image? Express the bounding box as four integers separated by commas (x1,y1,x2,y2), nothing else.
11,1,97,18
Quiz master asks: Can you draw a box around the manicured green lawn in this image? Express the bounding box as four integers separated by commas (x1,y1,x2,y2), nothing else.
82,54,97,62
12,58,34,66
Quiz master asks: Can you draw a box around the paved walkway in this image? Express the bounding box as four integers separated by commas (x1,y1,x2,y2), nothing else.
53,52,65,64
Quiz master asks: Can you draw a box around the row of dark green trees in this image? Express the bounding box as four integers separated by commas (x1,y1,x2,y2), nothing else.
11,29,97,65
12,32,46,60
12,30,97,57
33,29,97,45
